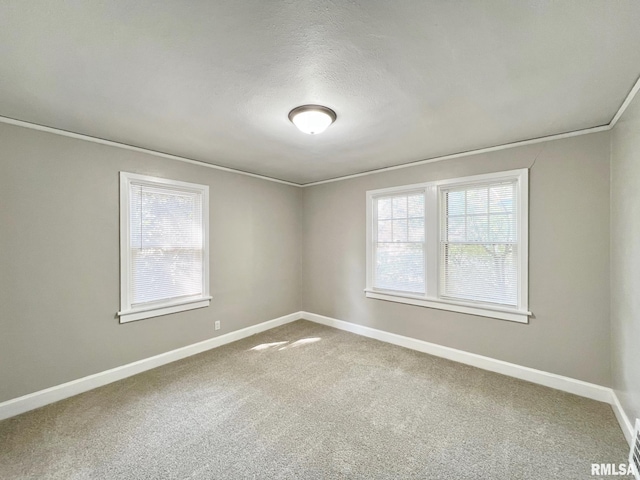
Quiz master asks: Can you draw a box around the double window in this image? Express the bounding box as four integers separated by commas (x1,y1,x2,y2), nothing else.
366,169,529,323
118,172,210,323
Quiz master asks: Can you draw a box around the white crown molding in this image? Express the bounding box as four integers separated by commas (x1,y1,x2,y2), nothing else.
1,71,639,188
300,125,611,186
0,115,610,188
300,73,640,186
609,74,640,128
0,115,301,187
0,312,303,421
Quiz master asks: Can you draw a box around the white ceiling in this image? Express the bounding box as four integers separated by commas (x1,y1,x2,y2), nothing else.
1,1,639,184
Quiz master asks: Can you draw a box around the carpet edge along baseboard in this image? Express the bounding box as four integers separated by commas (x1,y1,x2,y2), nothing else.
0,310,632,446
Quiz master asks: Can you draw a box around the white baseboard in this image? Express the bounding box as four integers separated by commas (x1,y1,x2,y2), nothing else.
2,309,633,449
301,312,637,446
301,312,613,402
611,390,635,445
0,312,303,421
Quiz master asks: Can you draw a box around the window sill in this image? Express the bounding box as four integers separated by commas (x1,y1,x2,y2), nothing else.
364,289,530,324
118,296,212,323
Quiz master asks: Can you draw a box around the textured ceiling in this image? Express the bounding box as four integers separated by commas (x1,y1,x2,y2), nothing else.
1,1,640,184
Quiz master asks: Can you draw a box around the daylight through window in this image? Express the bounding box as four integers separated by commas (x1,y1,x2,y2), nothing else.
366,169,529,323
118,172,210,323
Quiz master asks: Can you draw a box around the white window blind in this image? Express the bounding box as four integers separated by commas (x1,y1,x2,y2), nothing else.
119,173,210,323
440,181,518,306
374,192,425,293
366,169,529,323
130,184,204,305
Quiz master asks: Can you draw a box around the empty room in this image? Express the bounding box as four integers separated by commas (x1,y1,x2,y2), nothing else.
1,1,639,479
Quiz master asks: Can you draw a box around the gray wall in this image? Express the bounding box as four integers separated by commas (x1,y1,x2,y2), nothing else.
302,132,611,385
0,119,618,403
0,123,302,402
611,91,640,425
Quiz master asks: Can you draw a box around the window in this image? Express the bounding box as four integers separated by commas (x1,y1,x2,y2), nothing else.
366,169,529,323
374,191,425,293
118,172,210,323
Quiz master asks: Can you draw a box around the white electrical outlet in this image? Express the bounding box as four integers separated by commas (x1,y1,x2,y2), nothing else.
214,321,220,331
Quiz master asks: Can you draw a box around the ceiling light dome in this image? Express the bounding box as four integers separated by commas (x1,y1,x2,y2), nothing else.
288,105,336,135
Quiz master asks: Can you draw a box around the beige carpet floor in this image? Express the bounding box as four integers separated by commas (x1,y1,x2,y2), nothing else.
0,320,631,479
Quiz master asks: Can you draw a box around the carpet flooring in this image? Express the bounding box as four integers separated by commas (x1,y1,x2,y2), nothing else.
0,320,631,479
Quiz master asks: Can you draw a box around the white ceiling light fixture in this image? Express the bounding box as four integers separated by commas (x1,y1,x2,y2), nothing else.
288,105,337,135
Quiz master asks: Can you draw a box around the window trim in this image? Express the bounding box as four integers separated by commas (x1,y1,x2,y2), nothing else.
118,172,210,323
365,168,530,323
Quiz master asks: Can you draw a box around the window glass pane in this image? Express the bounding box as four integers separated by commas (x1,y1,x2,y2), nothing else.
441,179,519,308
408,194,424,218
447,190,465,216
392,196,408,218
375,243,425,293
140,190,201,248
466,187,488,215
489,213,516,242
130,183,204,306
369,175,524,314
408,218,424,242
490,184,514,213
392,219,408,242
445,216,466,242
441,244,517,306
467,215,489,242
130,185,142,249
377,197,392,220
132,249,203,304
377,219,392,242
373,191,425,293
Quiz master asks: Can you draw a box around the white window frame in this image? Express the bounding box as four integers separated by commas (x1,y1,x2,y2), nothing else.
118,172,211,323
365,168,530,323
